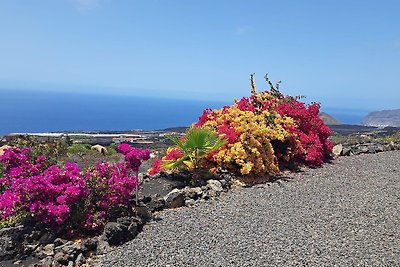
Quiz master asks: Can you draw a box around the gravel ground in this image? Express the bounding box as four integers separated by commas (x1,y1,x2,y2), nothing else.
94,151,400,267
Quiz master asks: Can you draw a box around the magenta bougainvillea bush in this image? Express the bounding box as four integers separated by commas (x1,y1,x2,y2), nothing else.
0,144,150,233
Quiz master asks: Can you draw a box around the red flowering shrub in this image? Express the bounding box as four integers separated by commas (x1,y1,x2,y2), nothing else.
274,99,333,165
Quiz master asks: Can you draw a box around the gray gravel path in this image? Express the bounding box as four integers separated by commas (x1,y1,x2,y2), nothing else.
94,151,400,267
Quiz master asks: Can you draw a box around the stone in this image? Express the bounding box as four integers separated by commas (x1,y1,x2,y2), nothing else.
75,253,85,266
12,259,22,265
51,261,64,267
219,179,229,188
342,147,352,156
38,256,54,267
207,190,220,198
61,243,81,259
102,222,128,246
42,244,55,256
96,238,110,255
128,223,139,239
163,188,185,208
26,230,42,242
81,238,98,253
117,217,139,239
38,232,56,245
376,145,385,152
145,197,165,212
53,251,68,265
367,145,377,154
332,144,343,156
54,241,73,252
140,195,152,204
385,143,394,151
135,205,152,220
183,187,203,199
116,216,132,228
202,193,210,200
191,187,203,195
25,243,40,255
0,226,25,261
91,144,107,155
53,238,67,247
351,145,369,155
185,198,196,206
360,146,369,154
207,180,223,192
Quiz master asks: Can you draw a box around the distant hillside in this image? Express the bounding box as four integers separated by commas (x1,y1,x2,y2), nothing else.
328,124,379,136
363,109,400,127
161,126,188,133
319,112,341,125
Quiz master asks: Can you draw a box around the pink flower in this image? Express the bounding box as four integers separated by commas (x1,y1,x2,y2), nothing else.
148,160,162,176
0,144,151,234
165,148,184,161
117,143,133,155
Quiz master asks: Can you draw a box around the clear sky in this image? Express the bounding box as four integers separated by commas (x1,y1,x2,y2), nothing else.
0,0,399,110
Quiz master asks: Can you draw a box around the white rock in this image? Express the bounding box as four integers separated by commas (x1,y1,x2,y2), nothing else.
43,244,55,256
163,188,185,208
332,144,343,156
207,180,223,192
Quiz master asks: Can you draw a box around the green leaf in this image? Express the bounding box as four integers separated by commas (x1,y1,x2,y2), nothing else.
164,126,226,171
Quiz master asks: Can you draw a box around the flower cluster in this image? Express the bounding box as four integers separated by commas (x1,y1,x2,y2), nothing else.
0,147,44,189
118,144,151,172
84,161,138,231
7,163,88,225
6,135,68,168
0,148,87,225
229,91,333,166
273,98,333,165
148,147,183,176
0,145,150,233
196,102,294,176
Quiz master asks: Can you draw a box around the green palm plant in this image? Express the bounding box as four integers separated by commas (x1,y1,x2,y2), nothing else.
163,126,226,174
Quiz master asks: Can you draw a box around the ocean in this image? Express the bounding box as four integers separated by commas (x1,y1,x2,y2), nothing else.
0,89,227,135
320,107,370,125
0,89,370,135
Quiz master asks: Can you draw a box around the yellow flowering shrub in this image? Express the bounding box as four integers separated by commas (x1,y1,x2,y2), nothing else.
197,103,296,177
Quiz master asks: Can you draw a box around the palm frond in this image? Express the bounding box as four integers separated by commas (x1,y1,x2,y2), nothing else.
164,126,226,170
162,155,190,170
185,127,226,154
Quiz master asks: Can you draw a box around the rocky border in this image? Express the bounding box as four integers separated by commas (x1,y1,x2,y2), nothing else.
0,173,234,267
0,214,145,267
332,139,400,156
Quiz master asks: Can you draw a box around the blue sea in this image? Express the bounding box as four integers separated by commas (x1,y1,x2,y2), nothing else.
320,107,371,125
0,89,227,135
0,89,370,135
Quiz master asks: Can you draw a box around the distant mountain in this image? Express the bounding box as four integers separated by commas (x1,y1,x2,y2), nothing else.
319,112,341,125
363,109,400,127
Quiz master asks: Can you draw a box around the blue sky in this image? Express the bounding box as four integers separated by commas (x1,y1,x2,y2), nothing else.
0,0,399,110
